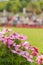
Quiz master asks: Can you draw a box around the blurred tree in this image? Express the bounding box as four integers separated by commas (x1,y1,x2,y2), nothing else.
0,2,7,11
40,2,43,11
0,0,42,14
26,2,41,14
6,1,12,12
6,0,32,13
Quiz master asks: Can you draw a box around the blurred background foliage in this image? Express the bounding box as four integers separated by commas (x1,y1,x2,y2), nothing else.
0,0,43,14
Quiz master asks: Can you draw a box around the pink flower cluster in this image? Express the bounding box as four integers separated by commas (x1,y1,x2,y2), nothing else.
0,28,42,65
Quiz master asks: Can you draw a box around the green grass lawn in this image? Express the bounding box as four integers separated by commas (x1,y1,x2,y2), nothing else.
0,27,43,53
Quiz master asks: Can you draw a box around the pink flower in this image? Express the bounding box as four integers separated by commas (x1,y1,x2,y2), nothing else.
37,55,43,65
18,35,27,40
13,43,16,46
31,46,38,56
3,37,14,48
15,45,21,51
27,58,33,63
3,37,8,45
32,51,38,56
33,47,38,53
13,32,19,39
26,54,33,62
10,33,19,39
11,50,21,55
21,51,29,58
0,37,3,41
13,32,27,40
9,34,15,39
21,41,30,50
21,41,29,46
11,32,27,41
8,39,14,45
7,39,14,48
